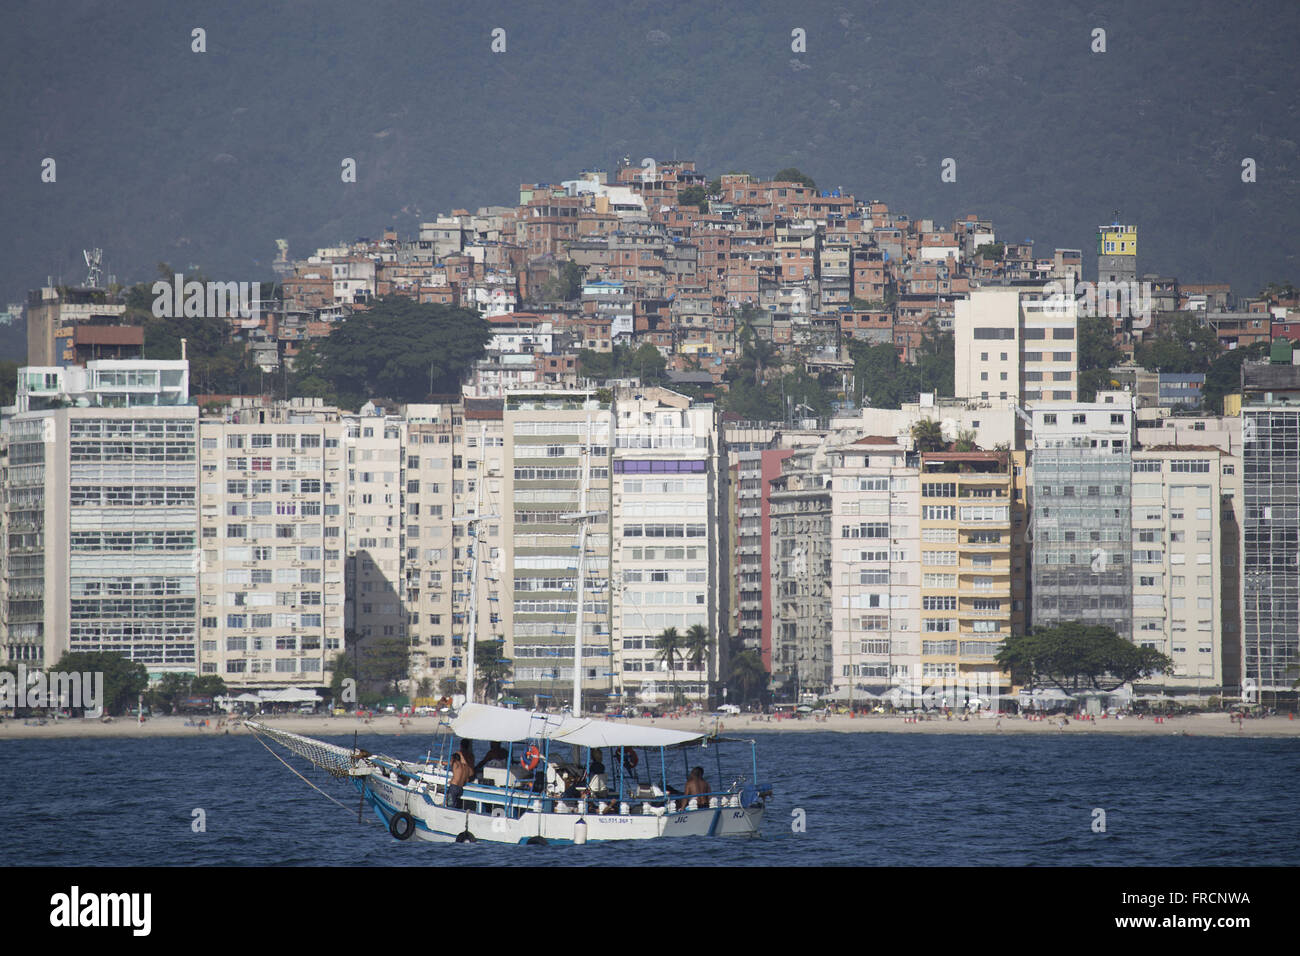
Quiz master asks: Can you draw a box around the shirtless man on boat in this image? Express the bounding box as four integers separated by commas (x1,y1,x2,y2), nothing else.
448,743,475,808
677,766,709,810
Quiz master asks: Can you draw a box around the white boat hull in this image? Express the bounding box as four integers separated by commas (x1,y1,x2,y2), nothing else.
360,771,764,845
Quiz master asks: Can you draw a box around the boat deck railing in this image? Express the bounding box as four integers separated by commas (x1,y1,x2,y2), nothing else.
368,756,763,818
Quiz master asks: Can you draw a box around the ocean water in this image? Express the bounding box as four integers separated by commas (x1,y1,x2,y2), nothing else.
7,730,1297,866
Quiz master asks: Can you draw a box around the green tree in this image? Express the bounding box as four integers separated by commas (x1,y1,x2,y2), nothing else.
287,340,339,405
543,261,584,301
684,624,714,707
914,325,955,398
331,634,404,707
329,652,355,707
910,419,947,452
190,675,228,698
0,360,18,406
577,342,668,386
623,342,668,384
995,622,1173,694
847,322,951,409
48,651,148,716
974,242,1005,260
772,167,817,190
301,296,490,408
722,313,791,420
475,639,512,703
1134,314,1221,375
848,339,913,408
677,184,707,210
1077,315,1124,401
1203,340,1268,413
145,672,191,714
144,309,265,397
1259,280,1297,302
779,363,833,421
726,650,768,706
732,311,778,387
722,374,781,421
655,626,684,707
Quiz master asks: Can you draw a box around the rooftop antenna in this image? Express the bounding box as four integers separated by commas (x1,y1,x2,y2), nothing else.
83,248,103,288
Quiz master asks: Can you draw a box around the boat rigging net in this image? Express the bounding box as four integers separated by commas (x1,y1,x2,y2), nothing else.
243,720,358,778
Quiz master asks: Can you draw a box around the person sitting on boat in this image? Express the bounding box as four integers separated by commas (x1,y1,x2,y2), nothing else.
448,749,473,809
677,766,709,810
585,749,609,795
621,747,639,782
474,741,507,775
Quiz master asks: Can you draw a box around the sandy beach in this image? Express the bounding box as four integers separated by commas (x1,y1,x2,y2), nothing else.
4,711,1298,740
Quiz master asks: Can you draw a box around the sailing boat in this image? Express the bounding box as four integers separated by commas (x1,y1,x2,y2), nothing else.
247,704,767,844
246,418,768,843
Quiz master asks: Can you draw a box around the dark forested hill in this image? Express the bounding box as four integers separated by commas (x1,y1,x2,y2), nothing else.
2,0,1296,315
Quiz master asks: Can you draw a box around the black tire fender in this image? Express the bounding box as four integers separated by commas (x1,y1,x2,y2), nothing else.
389,811,416,841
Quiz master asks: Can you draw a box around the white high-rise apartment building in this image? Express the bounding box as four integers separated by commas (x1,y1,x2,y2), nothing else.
197,399,346,689
403,400,508,701
829,436,920,697
1130,446,1223,693
955,286,1078,405
2,361,198,675
504,389,613,712
610,387,724,706
403,403,459,696
345,407,406,648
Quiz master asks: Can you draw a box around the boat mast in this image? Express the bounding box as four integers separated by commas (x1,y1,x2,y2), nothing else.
466,423,486,705
572,416,591,718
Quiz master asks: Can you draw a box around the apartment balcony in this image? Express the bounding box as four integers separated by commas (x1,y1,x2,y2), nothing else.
957,605,1008,618
957,540,1008,552
956,582,1011,599
957,519,1012,533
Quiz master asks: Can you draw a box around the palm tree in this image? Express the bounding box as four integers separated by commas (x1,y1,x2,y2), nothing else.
655,627,684,707
953,427,978,453
684,624,714,708
736,311,778,387
475,639,512,703
727,650,768,707
910,419,946,453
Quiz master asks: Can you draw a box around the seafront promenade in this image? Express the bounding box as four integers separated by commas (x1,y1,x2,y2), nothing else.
3,711,1298,740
